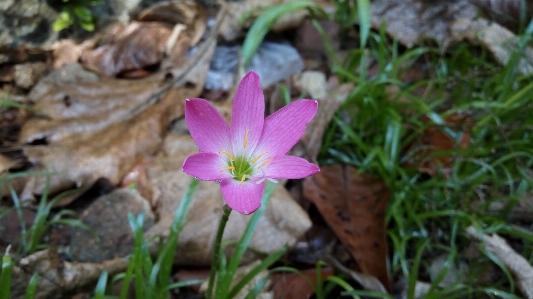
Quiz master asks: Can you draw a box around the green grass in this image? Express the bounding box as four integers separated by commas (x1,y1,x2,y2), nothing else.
316,16,533,298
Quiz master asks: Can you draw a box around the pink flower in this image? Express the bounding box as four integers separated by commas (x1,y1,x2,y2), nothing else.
182,71,319,214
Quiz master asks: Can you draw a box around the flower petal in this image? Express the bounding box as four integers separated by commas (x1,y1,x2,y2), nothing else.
182,152,232,181
185,98,231,153
220,179,264,215
230,71,265,155
260,155,319,179
255,100,317,156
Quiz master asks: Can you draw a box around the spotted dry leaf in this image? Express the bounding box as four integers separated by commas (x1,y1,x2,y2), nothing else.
303,164,391,291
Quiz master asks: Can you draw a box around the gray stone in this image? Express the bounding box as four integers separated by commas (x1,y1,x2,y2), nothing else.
70,188,154,263
0,0,59,63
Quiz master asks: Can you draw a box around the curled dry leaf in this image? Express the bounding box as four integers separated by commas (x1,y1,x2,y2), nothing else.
303,164,391,291
9,249,129,299
466,226,533,298
371,0,478,48
82,21,174,77
450,18,533,75
144,134,312,265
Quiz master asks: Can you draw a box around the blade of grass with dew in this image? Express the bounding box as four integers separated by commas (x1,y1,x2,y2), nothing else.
151,179,199,295
241,0,323,67
0,246,12,299
226,246,286,299
215,181,276,299
23,273,39,299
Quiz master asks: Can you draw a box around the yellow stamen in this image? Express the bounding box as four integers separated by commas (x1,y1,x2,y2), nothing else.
250,151,268,165
258,157,274,169
240,174,246,185
220,166,235,173
243,129,250,149
218,150,235,161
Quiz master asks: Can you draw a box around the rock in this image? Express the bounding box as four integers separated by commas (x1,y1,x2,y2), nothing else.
205,40,304,90
0,0,59,63
70,188,154,263
14,62,49,89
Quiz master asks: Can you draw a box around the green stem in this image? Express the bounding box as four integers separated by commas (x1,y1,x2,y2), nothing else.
206,204,232,299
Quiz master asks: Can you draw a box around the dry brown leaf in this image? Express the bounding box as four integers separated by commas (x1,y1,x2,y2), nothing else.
407,112,471,176
9,249,128,299
371,0,478,48
303,164,391,291
18,30,218,198
144,134,312,266
137,0,206,47
466,226,533,298
51,39,95,70
82,21,173,77
450,18,533,75
271,268,334,299
0,154,17,174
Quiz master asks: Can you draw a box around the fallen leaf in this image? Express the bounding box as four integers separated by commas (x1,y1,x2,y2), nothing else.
466,226,533,298
144,134,312,266
303,164,391,291
0,154,17,174
407,112,471,176
51,39,94,70
371,0,478,48
9,249,128,299
17,29,218,198
137,0,206,47
271,268,334,299
450,18,533,75
82,21,174,77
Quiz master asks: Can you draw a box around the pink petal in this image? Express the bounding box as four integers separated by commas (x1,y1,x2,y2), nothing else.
185,98,231,153
230,71,265,155
182,152,232,181
255,100,318,156
220,179,264,215
261,155,319,179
